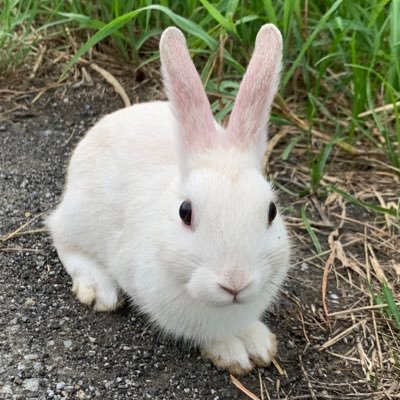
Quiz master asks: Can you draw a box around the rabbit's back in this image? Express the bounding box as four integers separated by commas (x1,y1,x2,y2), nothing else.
70,100,178,179
48,101,178,264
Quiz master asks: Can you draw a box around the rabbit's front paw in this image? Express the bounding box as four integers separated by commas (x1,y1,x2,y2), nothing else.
72,277,120,311
61,251,121,312
201,321,277,375
238,321,277,368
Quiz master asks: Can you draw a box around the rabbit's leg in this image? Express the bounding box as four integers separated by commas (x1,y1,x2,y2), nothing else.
201,321,276,374
57,248,120,311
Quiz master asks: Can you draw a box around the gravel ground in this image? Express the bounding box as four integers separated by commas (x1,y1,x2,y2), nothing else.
0,76,373,399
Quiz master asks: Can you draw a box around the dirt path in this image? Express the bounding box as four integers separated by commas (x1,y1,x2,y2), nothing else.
0,76,397,399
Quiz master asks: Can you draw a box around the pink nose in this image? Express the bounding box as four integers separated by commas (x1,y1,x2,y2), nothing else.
219,284,240,297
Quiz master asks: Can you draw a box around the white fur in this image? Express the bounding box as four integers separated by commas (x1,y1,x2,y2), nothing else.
47,24,290,374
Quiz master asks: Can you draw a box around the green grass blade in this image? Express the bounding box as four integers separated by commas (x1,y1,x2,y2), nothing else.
282,0,295,37
328,186,399,217
281,135,303,161
58,12,105,30
382,281,400,329
262,0,277,25
61,5,217,78
199,0,237,35
282,0,344,88
301,204,322,254
234,15,260,27
389,0,400,86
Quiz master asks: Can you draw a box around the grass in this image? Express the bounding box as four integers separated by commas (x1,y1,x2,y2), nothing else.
3,0,399,173
1,0,399,398
300,204,322,254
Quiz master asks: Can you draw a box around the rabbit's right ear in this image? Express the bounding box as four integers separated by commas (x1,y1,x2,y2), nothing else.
160,27,217,153
226,24,282,157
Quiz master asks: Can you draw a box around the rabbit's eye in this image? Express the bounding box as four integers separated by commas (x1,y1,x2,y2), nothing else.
268,202,277,225
179,200,192,226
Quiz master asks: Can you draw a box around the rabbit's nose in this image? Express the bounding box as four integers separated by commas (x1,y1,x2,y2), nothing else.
218,284,240,297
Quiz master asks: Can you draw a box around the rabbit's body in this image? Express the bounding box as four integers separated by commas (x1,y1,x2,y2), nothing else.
49,101,177,269
48,25,290,374
48,102,174,293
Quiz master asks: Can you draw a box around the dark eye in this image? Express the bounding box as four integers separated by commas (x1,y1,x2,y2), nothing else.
268,202,277,225
179,200,192,226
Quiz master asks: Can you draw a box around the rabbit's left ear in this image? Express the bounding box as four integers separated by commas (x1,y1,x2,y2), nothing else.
227,24,282,156
160,27,217,153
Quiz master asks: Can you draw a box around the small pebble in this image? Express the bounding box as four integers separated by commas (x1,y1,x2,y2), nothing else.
1,384,13,394
23,378,39,392
287,340,295,349
24,298,36,306
14,377,23,385
24,354,39,361
300,262,309,271
33,362,42,371
17,363,26,371
77,389,87,399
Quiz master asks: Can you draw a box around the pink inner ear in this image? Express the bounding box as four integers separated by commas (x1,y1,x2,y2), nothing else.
227,24,282,149
160,28,217,153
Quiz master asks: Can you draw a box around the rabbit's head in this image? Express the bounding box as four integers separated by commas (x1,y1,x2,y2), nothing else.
159,25,289,308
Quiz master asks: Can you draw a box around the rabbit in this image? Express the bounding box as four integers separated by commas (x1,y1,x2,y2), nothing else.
47,24,290,375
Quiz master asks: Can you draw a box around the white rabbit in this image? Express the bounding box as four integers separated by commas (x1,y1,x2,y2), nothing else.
47,24,290,375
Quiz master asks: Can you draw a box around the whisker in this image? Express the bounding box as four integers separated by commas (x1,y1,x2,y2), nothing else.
257,247,287,262
161,248,203,269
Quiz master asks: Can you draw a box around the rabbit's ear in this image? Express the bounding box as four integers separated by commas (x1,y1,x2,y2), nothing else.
160,27,217,153
227,24,282,152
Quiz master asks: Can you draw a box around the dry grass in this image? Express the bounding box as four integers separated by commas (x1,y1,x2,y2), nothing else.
228,110,399,398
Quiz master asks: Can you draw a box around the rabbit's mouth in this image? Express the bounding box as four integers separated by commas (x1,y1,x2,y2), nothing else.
204,298,249,309
188,286,258,308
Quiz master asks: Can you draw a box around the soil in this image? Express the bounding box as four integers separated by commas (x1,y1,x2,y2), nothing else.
0,69,397,400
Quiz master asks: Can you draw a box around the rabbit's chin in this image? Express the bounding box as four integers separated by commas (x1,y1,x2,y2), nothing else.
149,289,271,345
